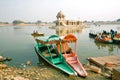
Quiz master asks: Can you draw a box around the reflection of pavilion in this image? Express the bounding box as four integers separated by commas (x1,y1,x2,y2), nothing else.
56,11,83,27
56,26,83,36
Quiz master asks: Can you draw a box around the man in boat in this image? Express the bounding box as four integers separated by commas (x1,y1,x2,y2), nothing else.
97,33,102,40
110,29,117,39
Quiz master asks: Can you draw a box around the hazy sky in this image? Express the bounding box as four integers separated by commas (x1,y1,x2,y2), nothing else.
0,0,120,22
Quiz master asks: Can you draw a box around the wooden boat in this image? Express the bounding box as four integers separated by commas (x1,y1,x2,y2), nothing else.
89,30,97,38
95,34,113,44
57,34,87,77
112,33,120,44
34,35,77,76
113,37,120,44
31,31,44,37
89,32,97,38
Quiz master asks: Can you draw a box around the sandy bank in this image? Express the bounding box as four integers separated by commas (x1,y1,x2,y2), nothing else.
0,63,111,80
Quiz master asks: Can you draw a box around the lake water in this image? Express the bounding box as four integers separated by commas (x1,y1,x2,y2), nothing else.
0,25,120,67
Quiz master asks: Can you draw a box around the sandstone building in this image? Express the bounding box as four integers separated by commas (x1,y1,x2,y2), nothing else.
56,11,83,27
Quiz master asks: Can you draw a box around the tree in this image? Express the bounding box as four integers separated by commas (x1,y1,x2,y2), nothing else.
53,20,56,23
117,19,120,22
4,22,9,24
0,22,9,24
36,20,42,24
13,20,24,25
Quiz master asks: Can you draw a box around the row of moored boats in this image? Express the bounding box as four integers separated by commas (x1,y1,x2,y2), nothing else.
89,29,120,44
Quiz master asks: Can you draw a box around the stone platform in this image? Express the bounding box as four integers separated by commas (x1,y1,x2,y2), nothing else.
87,55,120,71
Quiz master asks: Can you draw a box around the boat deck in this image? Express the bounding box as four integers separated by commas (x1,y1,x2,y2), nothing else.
87,55,120,71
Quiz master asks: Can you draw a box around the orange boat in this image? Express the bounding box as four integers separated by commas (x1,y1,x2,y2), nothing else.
95,35,113,44
57,34,87,77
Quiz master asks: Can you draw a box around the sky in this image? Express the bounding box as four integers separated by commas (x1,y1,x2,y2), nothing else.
0,0,120,22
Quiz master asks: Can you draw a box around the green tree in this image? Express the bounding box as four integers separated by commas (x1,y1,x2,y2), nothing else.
36,20,42,24
13,20,24,25
117,19,120,22
4,22,9,24
53,20,56,23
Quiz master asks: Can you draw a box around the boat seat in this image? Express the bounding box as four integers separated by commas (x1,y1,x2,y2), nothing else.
51,57,62,64
66,57,78,64
69,60,77,64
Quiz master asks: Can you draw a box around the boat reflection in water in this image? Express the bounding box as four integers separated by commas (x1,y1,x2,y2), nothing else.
56,26,83,36
94,41,120,54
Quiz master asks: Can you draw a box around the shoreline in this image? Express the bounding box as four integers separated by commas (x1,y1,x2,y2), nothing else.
0,22,120,27
0,63,111,80
0,23,54,27
0,23,115,80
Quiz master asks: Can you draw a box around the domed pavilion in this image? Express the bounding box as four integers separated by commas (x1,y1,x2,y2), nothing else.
56,11,65,20
56,11,82,27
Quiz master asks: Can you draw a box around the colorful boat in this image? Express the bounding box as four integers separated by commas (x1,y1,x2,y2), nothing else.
95,34,113,44
56,34,88,77
112,33,120,44
34,35,77,76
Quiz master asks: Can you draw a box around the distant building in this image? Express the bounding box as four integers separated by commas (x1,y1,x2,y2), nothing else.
56,11,83,27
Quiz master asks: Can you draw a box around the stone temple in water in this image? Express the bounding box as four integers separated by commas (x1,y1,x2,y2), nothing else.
56,11,83,27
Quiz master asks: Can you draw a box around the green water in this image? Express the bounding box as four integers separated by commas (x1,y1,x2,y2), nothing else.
0,25,120,67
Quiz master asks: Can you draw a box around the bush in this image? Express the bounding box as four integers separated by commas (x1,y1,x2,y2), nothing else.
13,20,24,25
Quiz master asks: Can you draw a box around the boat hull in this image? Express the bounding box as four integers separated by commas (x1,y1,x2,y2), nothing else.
89,33,97,38
34,44,77,76
63,54,87,77
95,36,113,44
113,39,120,44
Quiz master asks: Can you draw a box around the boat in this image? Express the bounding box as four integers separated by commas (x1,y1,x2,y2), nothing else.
34,35,77,76
89,32,97,38
112,33,120,44
113,38,120,44
89,30,97,38
95,33,113,44
56,34,88,77
31,30,44,37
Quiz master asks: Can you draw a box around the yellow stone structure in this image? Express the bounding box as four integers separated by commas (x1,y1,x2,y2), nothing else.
56,11,83,27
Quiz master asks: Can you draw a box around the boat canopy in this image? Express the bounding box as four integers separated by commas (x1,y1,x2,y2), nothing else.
57,34,77,54
62,34,77,42
35,35,61,44
47,35,61,41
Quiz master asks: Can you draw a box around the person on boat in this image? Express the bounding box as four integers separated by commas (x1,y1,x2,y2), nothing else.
36,30,38,33
110,29,114,33
103,30,107,35
97,33,102,40
110,29,117,39
102,30,110,37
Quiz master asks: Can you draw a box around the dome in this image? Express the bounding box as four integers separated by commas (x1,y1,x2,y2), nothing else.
56,11,65,20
